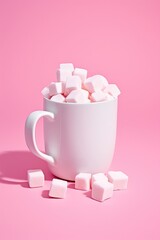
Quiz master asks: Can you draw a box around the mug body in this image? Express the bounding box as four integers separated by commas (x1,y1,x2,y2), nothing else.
43,98,118,180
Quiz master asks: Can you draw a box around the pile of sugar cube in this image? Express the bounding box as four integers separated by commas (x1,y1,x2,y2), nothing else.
27,170,128,202
41,63,120,103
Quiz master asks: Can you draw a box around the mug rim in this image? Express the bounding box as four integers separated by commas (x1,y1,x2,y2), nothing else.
44,96,117,105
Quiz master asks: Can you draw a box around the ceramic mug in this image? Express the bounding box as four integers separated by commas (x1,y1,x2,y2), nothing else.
25,97,118,181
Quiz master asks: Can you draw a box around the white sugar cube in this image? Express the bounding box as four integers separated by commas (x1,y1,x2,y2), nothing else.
107,171,128,190
91,173,108,188
27,169,44,188
48,82,65,96
41,87,50,99
104,93,114,101
73,68,87,82
56,69,72,82
104,84,121,98
64,75,82,96
92,181,113,202
60,63,74,72
66,89,89,103
50,94,65,102
84,75,108,93
75,173,91,190
49,179,67,198
90,90,107,102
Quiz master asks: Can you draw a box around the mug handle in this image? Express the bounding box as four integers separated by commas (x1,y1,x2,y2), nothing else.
25,110,55,165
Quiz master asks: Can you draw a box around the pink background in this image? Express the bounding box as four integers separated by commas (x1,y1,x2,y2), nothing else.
0,0,160,239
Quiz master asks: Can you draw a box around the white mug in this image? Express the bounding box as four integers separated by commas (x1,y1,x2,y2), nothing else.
25,97,118,181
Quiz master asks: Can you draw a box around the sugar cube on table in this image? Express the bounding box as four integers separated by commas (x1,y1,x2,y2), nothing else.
84,75,108,93
64,76,82,96
48,82,65,96
50,94,65,103
90,90,107,102
91,173,108,188
104,84,121,98
49,179,67,198
60,63,74,72
66,89,89,103
75,173,91,190
56,69,72,82
27,169,44,188
73,68,87,83
107,171,128,190
92,181,113,202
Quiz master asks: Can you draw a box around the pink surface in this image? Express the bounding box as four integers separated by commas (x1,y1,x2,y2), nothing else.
0,0,160,239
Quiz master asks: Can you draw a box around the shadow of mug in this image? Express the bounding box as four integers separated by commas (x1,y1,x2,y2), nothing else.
0,151,53,187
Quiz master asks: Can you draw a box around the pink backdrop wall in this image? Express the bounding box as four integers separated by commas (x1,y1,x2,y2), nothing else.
0,0,160,239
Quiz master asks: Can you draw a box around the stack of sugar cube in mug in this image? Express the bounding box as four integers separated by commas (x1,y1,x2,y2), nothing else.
41,63,120,103
28,170,128,202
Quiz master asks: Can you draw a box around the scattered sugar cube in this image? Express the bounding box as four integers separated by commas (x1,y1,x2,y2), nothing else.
60,63,74,72
104,84,121,98
75,173,91,190
91,173,108,188
107,171,128,190
66,89,89,103
41,87,50,99
64,76,82,96
90,90,107,102
92,181,113,202
50,94,65,103
84,75,108,93
49,179,67,198
28,169,44,188
48,82,65,96
73,68,87,82
56,69,72,82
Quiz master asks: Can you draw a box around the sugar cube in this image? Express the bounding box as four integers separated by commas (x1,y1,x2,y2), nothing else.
56,69,72,82
92,181,113,202
64,76,82,96
107,171,128,190
60,63,74,72
49,179,67,198
75,173,91,190
41,87,50,99
50,94,65,102
84,75,108,93
66,89,89,103
73,68,87,82
90,90,107,102
104,84,121,98
91,173,108,188
28,169,44,188
48,82,65,96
